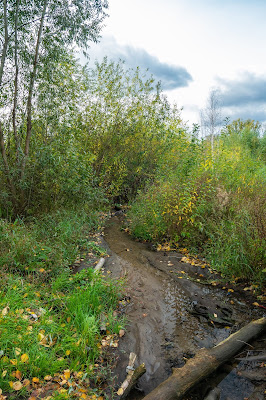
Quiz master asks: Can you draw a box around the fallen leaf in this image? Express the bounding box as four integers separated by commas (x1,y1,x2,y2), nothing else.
2,371,7,378
119,329,125,337
14,348,21,356
253,302,260,307
228,289,234,293
20,353,29,363
142,313,147,317
15,370,22,380
65,350,71,356
117,388,124,396
13,381,23,390
63,370,70,380
213,313,218,318
32,377,39,383
2,306,9,316
44,375,52,381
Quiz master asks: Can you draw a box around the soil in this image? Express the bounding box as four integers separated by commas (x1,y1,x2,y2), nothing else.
100,215,266,400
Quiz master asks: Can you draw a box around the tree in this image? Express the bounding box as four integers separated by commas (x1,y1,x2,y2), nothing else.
200,88,222,156
0,0,108,215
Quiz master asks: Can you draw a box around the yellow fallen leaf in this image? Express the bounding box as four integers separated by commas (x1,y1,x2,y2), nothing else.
28,397,37,400
20,353,29,363
23,379,30,386
39,268,45,273
10,359,17,365
64,370,70,380
44,375,52,381
13,381,23,390
9,381,13,388
65,350,71,356
117,388,124,395
32,377,39,383
228,289,234,293
67,317,71,323
253,302,260,307
2,370,7,378
14,348,21,356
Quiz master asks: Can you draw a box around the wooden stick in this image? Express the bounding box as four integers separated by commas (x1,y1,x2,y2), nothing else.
117,352,146,399
143,317,266,400
94,257,105,272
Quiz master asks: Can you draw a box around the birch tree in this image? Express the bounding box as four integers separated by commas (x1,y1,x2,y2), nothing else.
0,0,108,214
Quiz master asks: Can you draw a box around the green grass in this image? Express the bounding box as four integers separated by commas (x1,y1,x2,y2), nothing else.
0,209,124,399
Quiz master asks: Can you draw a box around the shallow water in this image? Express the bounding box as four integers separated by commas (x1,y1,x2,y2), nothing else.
103,216,265,399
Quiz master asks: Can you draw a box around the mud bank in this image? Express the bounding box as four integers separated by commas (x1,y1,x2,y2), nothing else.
103,216,265,400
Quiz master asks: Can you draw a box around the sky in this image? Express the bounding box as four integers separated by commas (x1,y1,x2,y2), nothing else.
84,0,266,127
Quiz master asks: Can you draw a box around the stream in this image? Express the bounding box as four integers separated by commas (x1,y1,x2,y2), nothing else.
102,216,266,399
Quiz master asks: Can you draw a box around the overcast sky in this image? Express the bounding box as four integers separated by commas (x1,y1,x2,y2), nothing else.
85,0,266,126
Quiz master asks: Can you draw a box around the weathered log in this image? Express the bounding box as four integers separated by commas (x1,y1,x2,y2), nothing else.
143,317,266,400
117,352,146,399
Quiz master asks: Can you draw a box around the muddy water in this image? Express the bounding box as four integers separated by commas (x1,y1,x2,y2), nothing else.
103,216,265,399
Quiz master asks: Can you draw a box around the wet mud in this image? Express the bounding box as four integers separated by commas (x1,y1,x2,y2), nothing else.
102,216,266,399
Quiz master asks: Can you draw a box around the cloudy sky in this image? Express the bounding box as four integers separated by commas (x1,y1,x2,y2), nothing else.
85,0,266,126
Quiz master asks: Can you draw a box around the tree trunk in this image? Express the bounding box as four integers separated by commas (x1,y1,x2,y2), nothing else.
0,0,8,86
143,317,266,400
21,0,48,180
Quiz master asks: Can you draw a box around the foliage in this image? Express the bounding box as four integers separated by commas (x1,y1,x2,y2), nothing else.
0,0,108,215
80,58,187,201
129,120,266,285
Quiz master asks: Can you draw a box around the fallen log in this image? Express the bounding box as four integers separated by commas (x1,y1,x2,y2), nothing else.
117,352,146,399
143,317,266,400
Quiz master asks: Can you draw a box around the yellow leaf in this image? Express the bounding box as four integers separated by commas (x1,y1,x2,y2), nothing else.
67,317,71,323
228,289,234,293
2,370,7,378
32,377,39,383
20,353,29,363
13,381,23,391
35,292,41,297
14,348,21,356
64,370,70,380
10,359,17,365
38,332,45,341
65,350,71,356
44,375,52,381
9,381,13,388
39,268,45,273
253,302,260,307
117,388,124,395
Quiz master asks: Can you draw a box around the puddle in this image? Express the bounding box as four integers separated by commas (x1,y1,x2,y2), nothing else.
102,216,266,399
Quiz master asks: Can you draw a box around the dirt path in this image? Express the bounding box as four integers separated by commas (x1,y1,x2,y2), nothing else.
103,216,265,399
